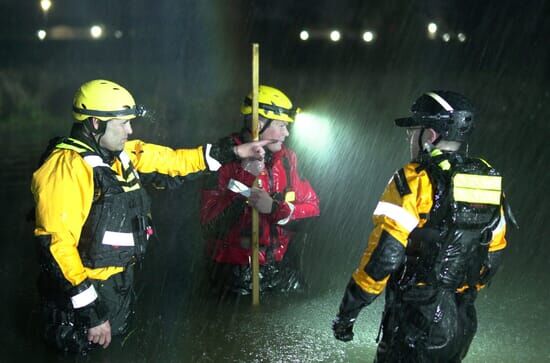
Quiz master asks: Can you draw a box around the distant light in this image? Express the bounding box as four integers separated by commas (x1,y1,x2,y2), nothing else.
362,31,374,42
330,30,341,42
299,30,309,41
294,112,331,150
37,29,47,40
114,30,123,39
457,32,467,42
427,22,438,34
40,0,52,12
90,25,103,39
442,33,451,42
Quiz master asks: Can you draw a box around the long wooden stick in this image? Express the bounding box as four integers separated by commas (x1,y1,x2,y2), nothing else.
251,43,260,306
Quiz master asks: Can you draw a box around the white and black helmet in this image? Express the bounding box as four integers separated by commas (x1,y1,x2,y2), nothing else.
395,90,475,143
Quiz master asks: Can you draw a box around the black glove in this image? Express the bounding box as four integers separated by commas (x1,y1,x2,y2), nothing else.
332,315,355,342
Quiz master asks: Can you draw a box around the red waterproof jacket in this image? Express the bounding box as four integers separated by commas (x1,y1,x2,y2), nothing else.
201,137,319,265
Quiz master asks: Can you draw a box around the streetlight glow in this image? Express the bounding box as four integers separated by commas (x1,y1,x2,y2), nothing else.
457,32,467,42
330,30,341,42
442,33,451,42
362,31,374,42
40,0,52,12
37,29,47,40
300,30,309,41
427,22,437,34
90,25,103,39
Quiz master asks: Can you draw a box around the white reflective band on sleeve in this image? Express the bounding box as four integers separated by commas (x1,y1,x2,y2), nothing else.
426,92,454,112
83,155,110,168
102,231,135,246
373,201,419,232
205,143,222,171
71,284,98,309
492,215,506,234
277,202,296,226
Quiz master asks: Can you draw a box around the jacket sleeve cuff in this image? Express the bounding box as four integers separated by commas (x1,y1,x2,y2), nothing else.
337,278,378,321
270,201,295,225
70,280,109,328
70,282,98,309
205,137,238,169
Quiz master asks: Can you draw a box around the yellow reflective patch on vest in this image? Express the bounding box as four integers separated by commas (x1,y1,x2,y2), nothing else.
116,170,141,192
285,191,296,203
453,173,502,205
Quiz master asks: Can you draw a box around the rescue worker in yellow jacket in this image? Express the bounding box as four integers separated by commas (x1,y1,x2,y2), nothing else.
332,91,517,362
31,79,269,353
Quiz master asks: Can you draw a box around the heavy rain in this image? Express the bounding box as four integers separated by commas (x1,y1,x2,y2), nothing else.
1,1,549,362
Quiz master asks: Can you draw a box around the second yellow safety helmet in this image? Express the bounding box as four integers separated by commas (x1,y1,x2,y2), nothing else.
72,79,145,122
240,85,298,123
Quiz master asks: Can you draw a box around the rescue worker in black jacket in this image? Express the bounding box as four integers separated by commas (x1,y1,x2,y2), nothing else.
332,91,516,362
31,79,269,353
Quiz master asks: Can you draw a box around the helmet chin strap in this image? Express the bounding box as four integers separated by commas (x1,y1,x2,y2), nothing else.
420,128,443,153
83,119,119,162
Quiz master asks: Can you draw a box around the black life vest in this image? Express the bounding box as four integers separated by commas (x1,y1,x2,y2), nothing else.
56,138,153,269
404,151,502,290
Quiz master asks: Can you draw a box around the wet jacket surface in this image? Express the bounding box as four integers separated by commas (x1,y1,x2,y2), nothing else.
200,135,320,265
337,151,508,361
350,155,506,298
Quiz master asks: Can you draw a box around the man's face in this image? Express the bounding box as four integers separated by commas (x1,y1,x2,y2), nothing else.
99,118,133,152
260,119,290,153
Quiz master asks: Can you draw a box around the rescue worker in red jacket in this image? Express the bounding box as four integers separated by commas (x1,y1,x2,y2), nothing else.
31,79,269,353
201,85,320,295
332,91,516,362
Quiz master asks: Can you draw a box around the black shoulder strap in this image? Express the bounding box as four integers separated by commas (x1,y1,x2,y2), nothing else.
393,168,411,197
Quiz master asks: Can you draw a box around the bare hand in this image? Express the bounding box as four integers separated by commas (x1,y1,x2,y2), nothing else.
248,187,273,214
235,139,275,160
241,158,265,176
88,320,111,349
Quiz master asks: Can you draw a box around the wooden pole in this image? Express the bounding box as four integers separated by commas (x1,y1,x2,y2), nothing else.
251,43,260,306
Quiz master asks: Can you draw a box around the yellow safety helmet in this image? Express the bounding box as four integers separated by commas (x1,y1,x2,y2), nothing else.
72,79,146,122
240,85,299,123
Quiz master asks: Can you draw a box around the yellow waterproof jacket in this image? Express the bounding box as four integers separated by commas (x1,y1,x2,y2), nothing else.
352,162,507,296
32,139,208,286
